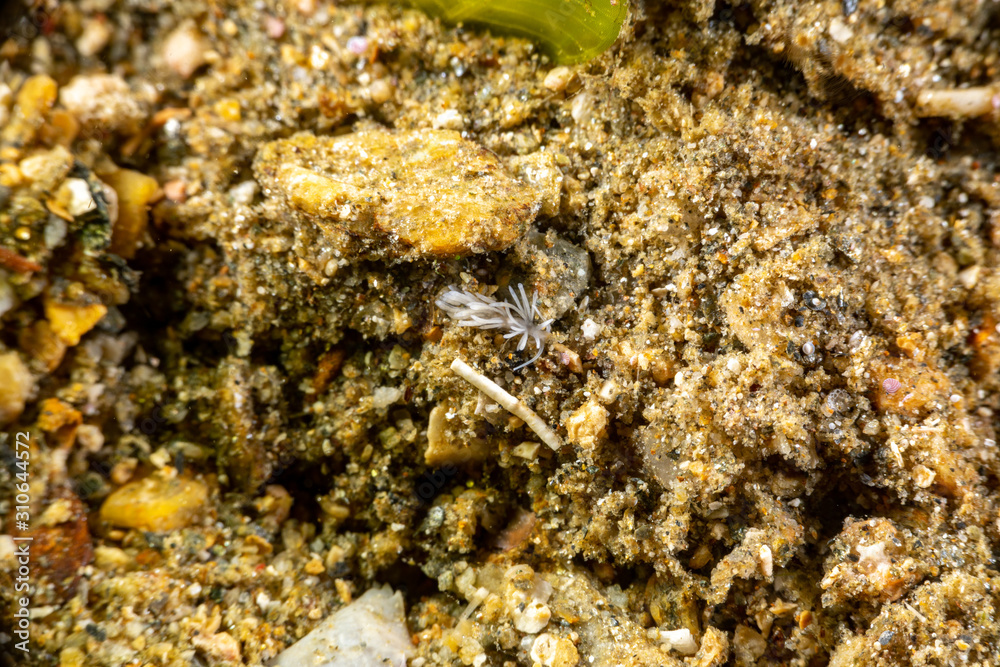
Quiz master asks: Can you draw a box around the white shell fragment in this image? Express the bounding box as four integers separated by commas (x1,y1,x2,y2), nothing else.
657,628,699,655
270,585,413,667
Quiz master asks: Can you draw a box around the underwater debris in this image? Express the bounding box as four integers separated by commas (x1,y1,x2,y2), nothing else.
450,359,563,450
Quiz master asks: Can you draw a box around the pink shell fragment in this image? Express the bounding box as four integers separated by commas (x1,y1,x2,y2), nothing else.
882,378,902,395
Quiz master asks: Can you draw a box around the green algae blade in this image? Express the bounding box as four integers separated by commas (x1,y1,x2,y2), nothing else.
407,0,628,64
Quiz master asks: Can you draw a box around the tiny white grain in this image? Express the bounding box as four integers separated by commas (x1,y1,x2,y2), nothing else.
436,284,554,370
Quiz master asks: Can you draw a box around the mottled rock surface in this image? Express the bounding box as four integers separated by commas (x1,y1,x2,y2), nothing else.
254,129,540,260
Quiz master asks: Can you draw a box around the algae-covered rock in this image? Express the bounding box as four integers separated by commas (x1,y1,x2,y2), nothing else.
254,129,540,261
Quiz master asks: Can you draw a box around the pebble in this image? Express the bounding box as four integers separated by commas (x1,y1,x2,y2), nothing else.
368,78,394,104
424,404,488,465
530,633,580,667
100,472,209,531
0,279,16,318
582,318,602,340
505,564,553,633
346,36,368,55
565,400,608,449
76,18,112,57
263,15,286,39
432,109,465,130
0,351,33,426
192,632,241,662
44,297,107,346
658,628,699,655
18,145,73,189
228,180,258,205
1,75,57,150
509,152,563,218
60,74,145,132
162,23,208,78
958,265,980,289
61,178,96,217
163,179,187,203
102,168,161,259
828,17,853,44
543,66,574,92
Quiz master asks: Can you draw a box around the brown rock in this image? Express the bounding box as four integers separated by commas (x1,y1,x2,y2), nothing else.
26,490,93,600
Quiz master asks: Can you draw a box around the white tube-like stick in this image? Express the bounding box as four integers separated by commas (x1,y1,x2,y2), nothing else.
450,358,564,451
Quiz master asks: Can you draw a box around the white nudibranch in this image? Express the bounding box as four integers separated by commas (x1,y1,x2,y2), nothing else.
436,284,554,370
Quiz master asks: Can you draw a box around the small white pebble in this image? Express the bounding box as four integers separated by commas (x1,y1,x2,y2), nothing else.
0,535,16,562
346,36,368,55
581,318,602,340
759,545,773,578
958,265,980,289
63,178,96,217
530,634,559,666
597,380,619,403
658,628,698,655
829,17,853,43
149,448,171,469
228,180,258,205
432,109,465,130
368,79,394,104
163,23,208,78
75,424,105,452
543,66,574,92
512,601,551,633
76,18,112,57
263,15,285,39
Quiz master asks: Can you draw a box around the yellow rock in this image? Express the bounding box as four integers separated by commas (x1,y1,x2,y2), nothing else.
44,298,108,346
254,129,540,260
564,400,608,450
102,168,161,259
0,352,33,427
100,473,209,532
1,75,58,149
